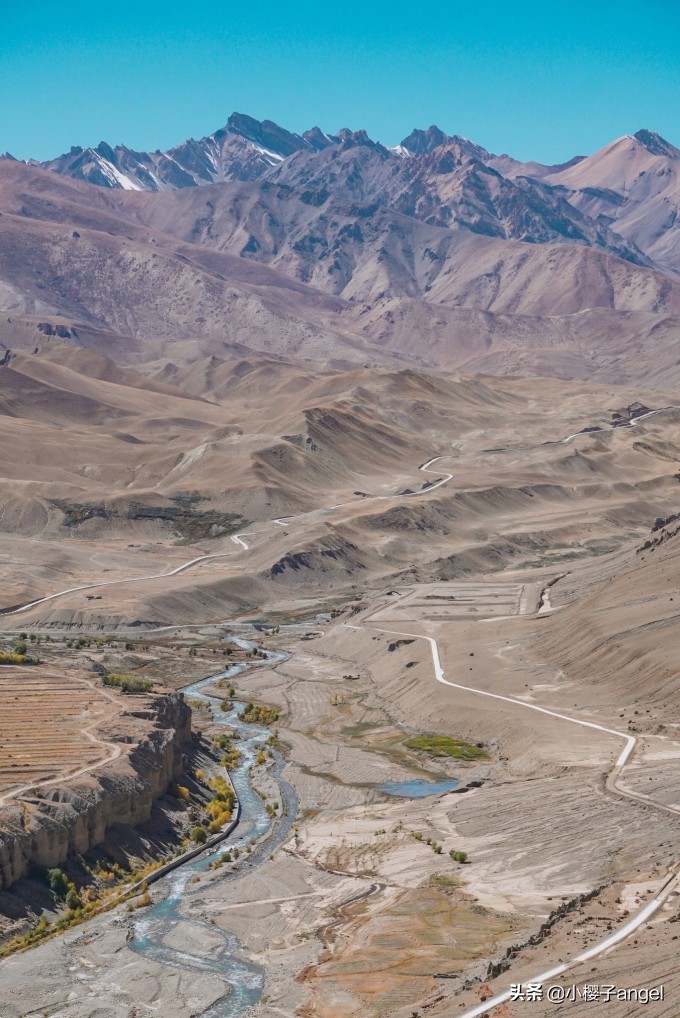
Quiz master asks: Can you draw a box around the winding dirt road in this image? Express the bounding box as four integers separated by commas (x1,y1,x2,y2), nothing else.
343,622,680,1017
2,457,453,618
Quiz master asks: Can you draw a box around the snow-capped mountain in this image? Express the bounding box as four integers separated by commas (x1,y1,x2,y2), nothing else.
35,113,338,191
32,115,680,275
3,124,680,387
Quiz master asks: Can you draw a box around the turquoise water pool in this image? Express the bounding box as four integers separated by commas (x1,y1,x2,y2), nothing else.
377,777,459,797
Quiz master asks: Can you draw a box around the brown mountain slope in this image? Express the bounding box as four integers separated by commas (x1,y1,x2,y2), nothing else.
2,345,680,629
28,113,680,283
0,163,366,366
3,157,680,385
536,510,680,708
0,346,517,535
122,176,666,309
541,131,680,276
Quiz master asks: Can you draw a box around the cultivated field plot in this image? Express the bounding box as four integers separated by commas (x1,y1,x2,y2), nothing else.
0,669,116,799
369,581,542,622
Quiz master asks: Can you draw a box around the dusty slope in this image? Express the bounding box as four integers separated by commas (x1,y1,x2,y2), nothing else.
0,182,360,367
3,346,680,635
538,510,680,708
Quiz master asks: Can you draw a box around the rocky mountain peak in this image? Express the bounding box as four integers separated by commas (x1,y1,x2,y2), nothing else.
337,128,385,151
17,114,680,278
219,112,307,158
400,125,450,153
633,129,677,158
301,126,337,151
95,141,117,163
400,126,493,166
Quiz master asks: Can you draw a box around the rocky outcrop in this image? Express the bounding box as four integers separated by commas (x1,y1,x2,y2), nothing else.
0,692,191,890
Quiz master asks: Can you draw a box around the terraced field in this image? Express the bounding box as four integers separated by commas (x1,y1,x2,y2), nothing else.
368,581,543,623
0,668,120,801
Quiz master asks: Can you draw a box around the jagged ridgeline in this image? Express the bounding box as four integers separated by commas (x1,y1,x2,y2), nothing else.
1,120,680,384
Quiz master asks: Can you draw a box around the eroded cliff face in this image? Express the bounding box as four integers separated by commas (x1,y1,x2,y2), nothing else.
0,691,191,890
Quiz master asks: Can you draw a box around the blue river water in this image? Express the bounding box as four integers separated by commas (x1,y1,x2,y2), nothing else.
130,643,297,1017
127,641,457,1014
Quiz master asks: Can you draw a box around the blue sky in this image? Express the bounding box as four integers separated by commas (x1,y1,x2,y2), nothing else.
2,0,679,162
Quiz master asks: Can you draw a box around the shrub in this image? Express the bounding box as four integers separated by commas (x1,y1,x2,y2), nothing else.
191,826,207,844
205,775,236,827
0,652,29,665
65,887,82,910
102,673,153,694
208,811,232,833
221,747,240,767
47,867,69,898
239,702,279,725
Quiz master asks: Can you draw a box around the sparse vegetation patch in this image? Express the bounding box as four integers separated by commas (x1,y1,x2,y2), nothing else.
0,651,39,665
102,673,154,694
238,702,280,725
404,734,488,760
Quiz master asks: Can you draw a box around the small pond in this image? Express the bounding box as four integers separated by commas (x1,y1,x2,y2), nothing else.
377,777,459,798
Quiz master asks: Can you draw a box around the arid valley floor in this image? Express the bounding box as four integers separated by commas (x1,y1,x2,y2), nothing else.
2,345,680,1017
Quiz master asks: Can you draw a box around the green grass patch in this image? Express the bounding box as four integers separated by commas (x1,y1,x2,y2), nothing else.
404,734,487,760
